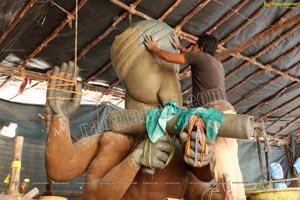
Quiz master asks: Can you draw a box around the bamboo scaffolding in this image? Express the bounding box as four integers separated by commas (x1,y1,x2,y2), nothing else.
275,115,300,136
227,43,300,94
20,0,88,69
233,61,300,106
245,82,296,115
159,0,182,21
255,93,300,122
206,0,248,34
225,23,300,80
267,105,300,130
216,13,300,59
0,0,36,45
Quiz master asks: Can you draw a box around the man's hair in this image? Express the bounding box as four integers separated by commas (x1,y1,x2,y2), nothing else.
197,34,218,56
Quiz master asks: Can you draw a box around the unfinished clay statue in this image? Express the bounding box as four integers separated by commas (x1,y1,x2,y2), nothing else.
46,20,217,200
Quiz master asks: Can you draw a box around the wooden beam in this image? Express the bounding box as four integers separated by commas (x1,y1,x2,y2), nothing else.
84,62,111,84
20,0,88,69
159,0,182,21
275,116,300,136
0,0,36,45
267,104,300,130
216,13,300,59
206,0,248,34
245,82,296,115
220,0,270,44
255,92,300,122
227,43,300,94
230,51,300,83
233,61,300,106
225,23,300,80
176,0,211,29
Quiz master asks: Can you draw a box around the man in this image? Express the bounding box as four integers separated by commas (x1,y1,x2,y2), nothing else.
144,33,246,199
46,20,215,200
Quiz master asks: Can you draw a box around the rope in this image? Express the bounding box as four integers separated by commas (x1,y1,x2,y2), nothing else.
185,115,208,167
47,88,82,95
50,0,74,21
74,0,79,86
201,185,219,200
141,133,176,169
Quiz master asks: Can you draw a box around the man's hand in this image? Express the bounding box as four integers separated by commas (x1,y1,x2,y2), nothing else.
180,131,214,167
169,32,181,50
47,61,82,118
143,35,159,51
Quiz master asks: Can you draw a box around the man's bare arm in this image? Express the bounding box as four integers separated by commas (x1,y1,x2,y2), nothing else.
144,35,186,64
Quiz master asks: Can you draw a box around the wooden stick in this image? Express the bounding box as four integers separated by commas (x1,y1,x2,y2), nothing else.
20,0,88,69
7,136,24,196
176,0,211,29
83,62,111,84
77,11,128,61
159,0,182,21
0,0,36,45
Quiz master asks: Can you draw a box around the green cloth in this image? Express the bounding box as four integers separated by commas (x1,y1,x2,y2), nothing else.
175,107,224,141
146,101,181,143
146,101,225,142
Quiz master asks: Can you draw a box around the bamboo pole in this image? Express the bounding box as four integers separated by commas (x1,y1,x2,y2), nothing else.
7,136,24,196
